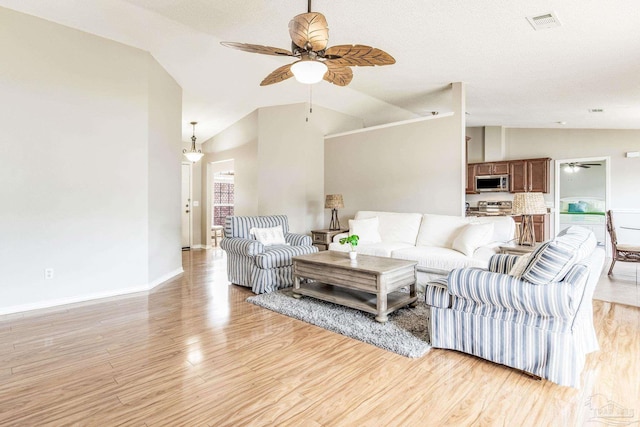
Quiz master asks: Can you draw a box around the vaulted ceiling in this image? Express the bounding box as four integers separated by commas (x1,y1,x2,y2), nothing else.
2,0,639,143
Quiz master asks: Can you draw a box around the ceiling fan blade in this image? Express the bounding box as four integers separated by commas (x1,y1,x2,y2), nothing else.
260,63,294,86
324,44,395,66
288,12,329,51
323,61,353,86
220,41,294,57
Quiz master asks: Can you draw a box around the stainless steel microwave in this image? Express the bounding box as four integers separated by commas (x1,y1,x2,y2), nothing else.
475,175,509,192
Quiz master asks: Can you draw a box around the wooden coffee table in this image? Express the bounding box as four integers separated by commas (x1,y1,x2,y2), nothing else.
292,251,417,322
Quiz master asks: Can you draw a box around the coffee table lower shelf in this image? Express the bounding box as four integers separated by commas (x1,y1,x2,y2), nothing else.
292,281,417,322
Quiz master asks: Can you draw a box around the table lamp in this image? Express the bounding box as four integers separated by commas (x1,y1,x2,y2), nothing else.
325,194,344,230
512,192,547,246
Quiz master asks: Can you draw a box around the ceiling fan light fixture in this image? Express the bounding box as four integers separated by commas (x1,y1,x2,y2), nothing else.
291,59,327,84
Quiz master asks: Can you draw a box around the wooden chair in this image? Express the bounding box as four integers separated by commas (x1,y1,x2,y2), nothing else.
605,210,640,275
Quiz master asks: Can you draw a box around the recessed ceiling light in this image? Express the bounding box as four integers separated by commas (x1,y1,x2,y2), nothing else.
526,12,562,30
588,108,604,113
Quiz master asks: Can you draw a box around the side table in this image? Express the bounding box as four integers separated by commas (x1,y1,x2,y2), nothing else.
499,243,540,256
310,229,348,251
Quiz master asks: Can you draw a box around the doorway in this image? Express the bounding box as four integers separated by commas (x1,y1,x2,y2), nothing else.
181,163,192,250
207,159,235,248
554,156,610,252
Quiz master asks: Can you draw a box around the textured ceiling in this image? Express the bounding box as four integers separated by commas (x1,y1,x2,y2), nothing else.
2,0,640,143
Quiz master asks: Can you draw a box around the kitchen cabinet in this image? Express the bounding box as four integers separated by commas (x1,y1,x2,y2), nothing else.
466,164,477,194
513,214,549,242
475,161,510,176
509,158,550,193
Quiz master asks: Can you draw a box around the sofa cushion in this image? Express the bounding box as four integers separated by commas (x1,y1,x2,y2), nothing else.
452,222,495,256
335,242,414,258
392,246,487,271
521,241,576,285
354,211,423,245
348,217,382,243
415,214,469,248
470,216,516,244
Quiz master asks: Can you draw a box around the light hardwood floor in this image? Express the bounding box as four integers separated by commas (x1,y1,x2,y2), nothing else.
1,249,638,426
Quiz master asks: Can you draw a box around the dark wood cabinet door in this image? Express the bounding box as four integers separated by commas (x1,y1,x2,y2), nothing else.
466,164,477,194
509,161,527,192
527,158,550,193
493,162,510,175
475,163,493,175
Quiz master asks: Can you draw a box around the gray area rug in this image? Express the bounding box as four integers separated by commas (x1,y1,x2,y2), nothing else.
247,289,431,358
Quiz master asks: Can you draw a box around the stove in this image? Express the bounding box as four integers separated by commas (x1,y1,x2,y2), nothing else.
477,200,512,216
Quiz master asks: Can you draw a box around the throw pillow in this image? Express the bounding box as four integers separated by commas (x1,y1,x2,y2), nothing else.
451,222,494,257
521,241,576,285
348,217,382,243
250,225,287,246
508,253,532,277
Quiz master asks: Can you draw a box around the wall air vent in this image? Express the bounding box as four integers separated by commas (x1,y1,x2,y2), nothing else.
526,12,561,30
589,108,604,113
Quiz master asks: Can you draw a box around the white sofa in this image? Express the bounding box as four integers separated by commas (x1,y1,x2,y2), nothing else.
328,211,516,289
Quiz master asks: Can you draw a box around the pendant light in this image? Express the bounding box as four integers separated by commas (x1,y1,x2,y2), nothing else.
183,121,204,163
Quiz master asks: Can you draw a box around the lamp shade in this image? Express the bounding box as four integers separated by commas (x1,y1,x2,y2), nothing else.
291,59,328,84
184,151,204,162
512,192,547,215
325,194,344,209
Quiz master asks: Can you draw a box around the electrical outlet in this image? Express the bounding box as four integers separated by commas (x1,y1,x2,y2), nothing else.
44,268,54,279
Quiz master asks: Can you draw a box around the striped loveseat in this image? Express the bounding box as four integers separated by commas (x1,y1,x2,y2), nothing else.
425,226,605,388
220,215,318,294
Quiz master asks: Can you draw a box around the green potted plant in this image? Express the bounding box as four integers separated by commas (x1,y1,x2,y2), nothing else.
339,234,359,260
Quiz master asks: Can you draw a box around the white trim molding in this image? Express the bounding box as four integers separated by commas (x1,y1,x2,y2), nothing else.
0,268,184,316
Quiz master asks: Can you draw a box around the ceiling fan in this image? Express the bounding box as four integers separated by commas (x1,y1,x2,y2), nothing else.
566,162,601,169
564,162,602,172
220,0,395,86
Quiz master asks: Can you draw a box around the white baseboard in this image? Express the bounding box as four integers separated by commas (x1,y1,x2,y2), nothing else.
148,267,184,289
0,268,184,316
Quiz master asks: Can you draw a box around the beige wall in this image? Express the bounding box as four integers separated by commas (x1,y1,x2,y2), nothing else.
148,60,183,279
466,128,640,212
202,104,362,240
257,104,363,233
324,84,466,225
0,7,182,314
202,111,259,244
505,129,640,210
466,127,485,163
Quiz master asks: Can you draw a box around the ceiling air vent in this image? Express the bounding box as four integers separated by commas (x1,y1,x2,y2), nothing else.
527,12,561,30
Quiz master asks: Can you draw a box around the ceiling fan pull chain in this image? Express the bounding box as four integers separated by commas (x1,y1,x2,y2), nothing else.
306,85,313,122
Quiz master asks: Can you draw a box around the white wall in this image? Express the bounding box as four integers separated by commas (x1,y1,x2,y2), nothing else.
202,104,362,238
0,7,182,314
148,60,183,280
504,129,640,211
324,83,466,224
465,129,640,211
202,111,259,244
559,161,606,200
257,103,363,233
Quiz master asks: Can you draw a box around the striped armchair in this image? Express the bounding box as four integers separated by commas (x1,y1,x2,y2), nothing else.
425,226,605,388
220,215,318,294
